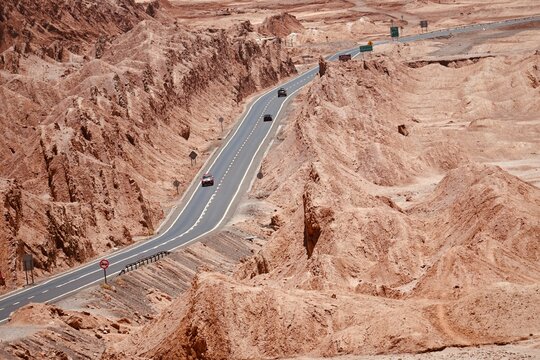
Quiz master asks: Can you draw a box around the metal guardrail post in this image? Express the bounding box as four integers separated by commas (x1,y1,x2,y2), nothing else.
117,251,172,276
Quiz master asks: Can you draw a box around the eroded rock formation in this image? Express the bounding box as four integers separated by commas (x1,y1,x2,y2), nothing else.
0,0,296,289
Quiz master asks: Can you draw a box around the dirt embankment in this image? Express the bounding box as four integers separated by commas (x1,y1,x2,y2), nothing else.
0,0,296,290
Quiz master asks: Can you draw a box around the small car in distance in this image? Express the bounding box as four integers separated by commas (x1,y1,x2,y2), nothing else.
277,88,287,97
263,114,273,122
201,173,214,187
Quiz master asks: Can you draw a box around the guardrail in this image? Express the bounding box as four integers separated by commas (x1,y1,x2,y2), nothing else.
118,251,171,275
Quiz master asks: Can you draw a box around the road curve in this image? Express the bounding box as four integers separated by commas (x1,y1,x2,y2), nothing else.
1,15,539,323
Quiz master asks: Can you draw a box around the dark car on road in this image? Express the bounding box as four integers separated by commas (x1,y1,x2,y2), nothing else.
201,174,214,187
263,114,273,122
277,88,287,97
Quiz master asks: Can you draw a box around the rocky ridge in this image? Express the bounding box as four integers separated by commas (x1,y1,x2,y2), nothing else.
257,12,305,38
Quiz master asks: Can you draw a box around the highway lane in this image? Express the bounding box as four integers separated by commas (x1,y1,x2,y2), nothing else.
0,68,318,324
331,15,540,58
1,15,539,323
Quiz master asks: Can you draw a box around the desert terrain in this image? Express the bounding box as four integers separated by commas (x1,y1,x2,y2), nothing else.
0,0,295,290
1,0,540,359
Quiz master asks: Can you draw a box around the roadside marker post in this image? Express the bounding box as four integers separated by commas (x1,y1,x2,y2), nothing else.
99,259,109,284
189,150,198,166
23,254,34,285
420,20,428,33
390,26,400,39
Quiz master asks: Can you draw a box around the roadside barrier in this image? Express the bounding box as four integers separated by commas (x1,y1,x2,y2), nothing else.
118,251,171,275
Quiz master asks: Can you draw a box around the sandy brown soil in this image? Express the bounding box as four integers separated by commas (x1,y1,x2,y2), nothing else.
290,339,540,359
1,1,539,359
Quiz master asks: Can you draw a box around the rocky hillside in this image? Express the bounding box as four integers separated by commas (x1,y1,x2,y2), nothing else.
0,0,296,289
107,54,540,358
0,230,260,359
257,12,305,38
409,163,540,298
0,0,159,62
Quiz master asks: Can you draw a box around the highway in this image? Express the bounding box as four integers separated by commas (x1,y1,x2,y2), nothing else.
0,15,539,324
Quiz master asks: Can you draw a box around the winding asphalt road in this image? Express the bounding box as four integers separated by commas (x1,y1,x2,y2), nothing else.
0,15,539,324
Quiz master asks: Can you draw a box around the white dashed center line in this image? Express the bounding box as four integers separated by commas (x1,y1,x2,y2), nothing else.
189,96,281,231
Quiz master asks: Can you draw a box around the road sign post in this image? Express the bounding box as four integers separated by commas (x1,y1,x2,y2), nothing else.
23,254,34,285
218,117,224,132
359,45,373,53
99,259,109,284
189,151,198,166
173,179,180,194
358,41,373,58
420,20,428,33
390,26,399,39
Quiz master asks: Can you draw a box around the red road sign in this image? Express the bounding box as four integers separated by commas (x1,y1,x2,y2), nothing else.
99,259,109,270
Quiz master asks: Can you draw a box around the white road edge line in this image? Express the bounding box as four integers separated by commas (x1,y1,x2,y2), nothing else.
248,139,274,193
45,278,102,305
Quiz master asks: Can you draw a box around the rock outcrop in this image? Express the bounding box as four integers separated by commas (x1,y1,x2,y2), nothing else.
257,12,305,38
318,56,327,76
409,163,540,297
